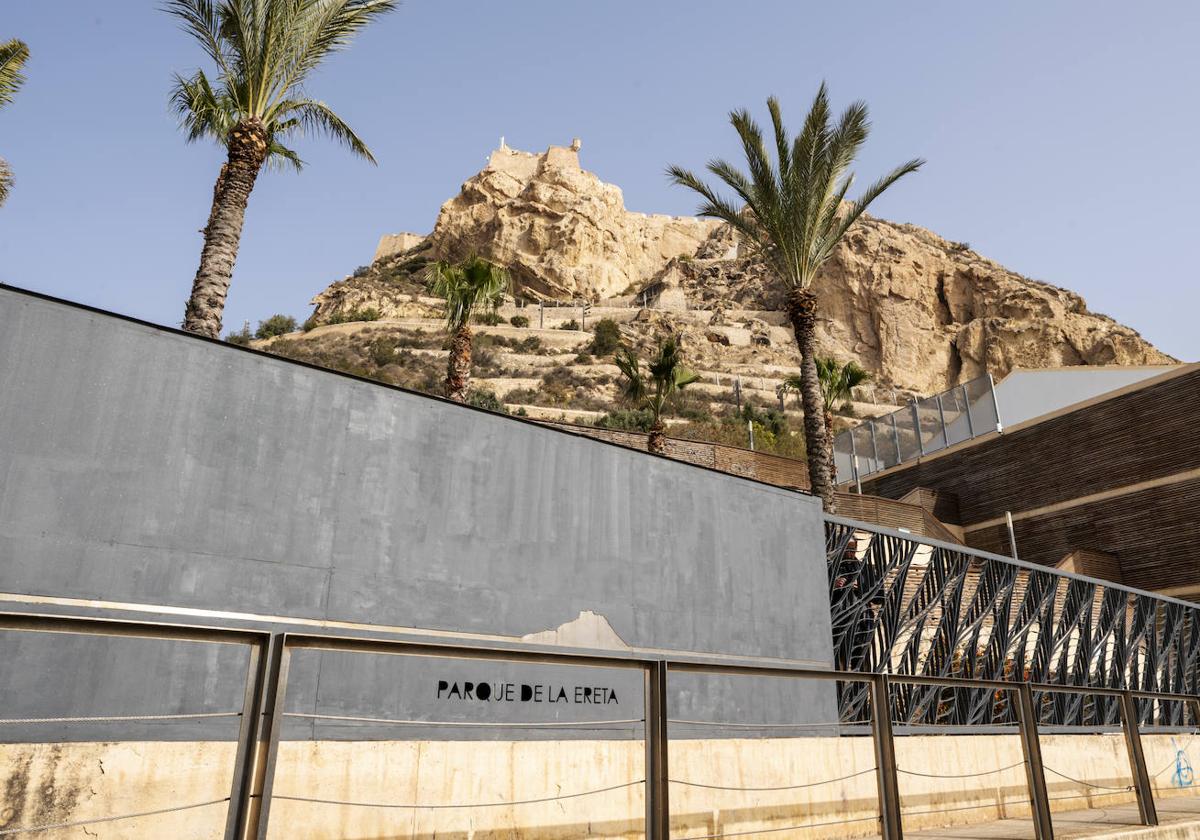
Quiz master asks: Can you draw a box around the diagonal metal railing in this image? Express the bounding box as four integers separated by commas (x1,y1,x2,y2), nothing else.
826,515,1200,728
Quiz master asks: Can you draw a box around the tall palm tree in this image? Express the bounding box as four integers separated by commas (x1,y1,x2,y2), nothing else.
669,84,922,512
0,39,30,208
167,0,397,338
615,337,699,454
783,357,871,463
426,256,510,402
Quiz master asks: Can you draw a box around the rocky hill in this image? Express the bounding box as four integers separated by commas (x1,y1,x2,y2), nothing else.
252,140,1172,453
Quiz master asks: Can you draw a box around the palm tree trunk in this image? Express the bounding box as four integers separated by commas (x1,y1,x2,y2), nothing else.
445,324,472,401
182,119,269,338
786,287,836,513
824,409,836,476
648,419,666,454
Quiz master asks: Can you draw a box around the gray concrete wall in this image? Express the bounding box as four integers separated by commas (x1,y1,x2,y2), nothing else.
0,287,835,739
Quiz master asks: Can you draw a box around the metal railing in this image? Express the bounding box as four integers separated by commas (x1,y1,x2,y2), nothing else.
2,602,1198,840
834,373,1003,484
826,518,1200,729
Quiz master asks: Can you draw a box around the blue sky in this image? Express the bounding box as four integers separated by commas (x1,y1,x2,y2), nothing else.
2,1,1198,358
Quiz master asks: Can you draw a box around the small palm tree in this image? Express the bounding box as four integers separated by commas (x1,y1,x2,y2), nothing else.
167,0,397,338
669,84,922,512
0,39,30,208
426,256,510,402
615,338,699,454
784,358,871,460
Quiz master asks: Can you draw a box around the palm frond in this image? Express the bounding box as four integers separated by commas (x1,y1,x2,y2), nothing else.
615,346,646,405
829,157,925,251
669,84,922,291
0,157,13,208
728,108,780,225
0,39,30,110
666,164,765,253
166,0,395,166
169,69,234,143
274,98,375,163
265,138,304,172
817,357,872,407
426,256,509,333
618,337,695,423
268,0,398,113
163,1,234,77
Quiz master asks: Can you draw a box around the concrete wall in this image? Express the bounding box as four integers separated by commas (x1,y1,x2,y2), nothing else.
5,731,1193,838
0,287,834,741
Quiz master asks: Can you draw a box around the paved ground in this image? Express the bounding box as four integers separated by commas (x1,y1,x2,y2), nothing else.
906,795,1200,839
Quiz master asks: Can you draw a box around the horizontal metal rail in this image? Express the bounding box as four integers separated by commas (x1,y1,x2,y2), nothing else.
4,607,1198,840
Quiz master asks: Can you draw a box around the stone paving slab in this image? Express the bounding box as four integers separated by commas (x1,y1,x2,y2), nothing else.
906,795,1200,839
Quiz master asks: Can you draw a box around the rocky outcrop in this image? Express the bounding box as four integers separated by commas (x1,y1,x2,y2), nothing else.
423,143,718,300
326,141,1171,395
656,220,1174,392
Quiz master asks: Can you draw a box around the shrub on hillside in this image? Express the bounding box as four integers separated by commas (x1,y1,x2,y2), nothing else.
255,314,297,339
466,389,508,414
323,307,381,326
559,319,580,330
474,311,506,326
588,318,621,356
510,314,530,328
594,409,655,432
225,323,254,346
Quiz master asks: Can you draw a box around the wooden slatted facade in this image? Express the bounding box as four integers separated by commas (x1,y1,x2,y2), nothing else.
860,364,1200,596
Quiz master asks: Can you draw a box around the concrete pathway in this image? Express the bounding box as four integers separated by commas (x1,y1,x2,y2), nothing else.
906,795,1200,839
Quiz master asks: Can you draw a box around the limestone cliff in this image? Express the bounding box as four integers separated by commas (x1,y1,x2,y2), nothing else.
310,142,1171,395
424,143,719,300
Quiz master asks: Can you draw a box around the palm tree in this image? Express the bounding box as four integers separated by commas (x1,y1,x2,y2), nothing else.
0,39,30,208
783,357,871,462
614,338,699,454
166,0,397,338
668,84,922,512
426,256,510,402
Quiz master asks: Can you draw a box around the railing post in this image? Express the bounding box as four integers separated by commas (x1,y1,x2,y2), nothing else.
988,373,1004,433
869,421,881,473
935,393,948,447
910,401,925,456
1015,683,1054,840
645,660,670,840
251,636,293,840
960,383,976,438
869,674,903,840
224,634,272,840
1120,690,1159,826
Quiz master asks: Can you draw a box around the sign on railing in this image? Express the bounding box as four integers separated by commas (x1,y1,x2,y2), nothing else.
833,373,1003,484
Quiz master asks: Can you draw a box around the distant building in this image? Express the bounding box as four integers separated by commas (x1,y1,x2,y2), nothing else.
847,364,1200,598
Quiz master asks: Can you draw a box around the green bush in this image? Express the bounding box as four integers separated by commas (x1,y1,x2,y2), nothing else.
466,389,508,414
473,311,506,326
255,314,297,339
369,337,399,367
225,323,253,346
559,319,580,330
324,306,381,326
588,318,621,355
574,352,593,364
516,336,543,353
510,315,530,328
594,409,655,432
301,315,319,332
